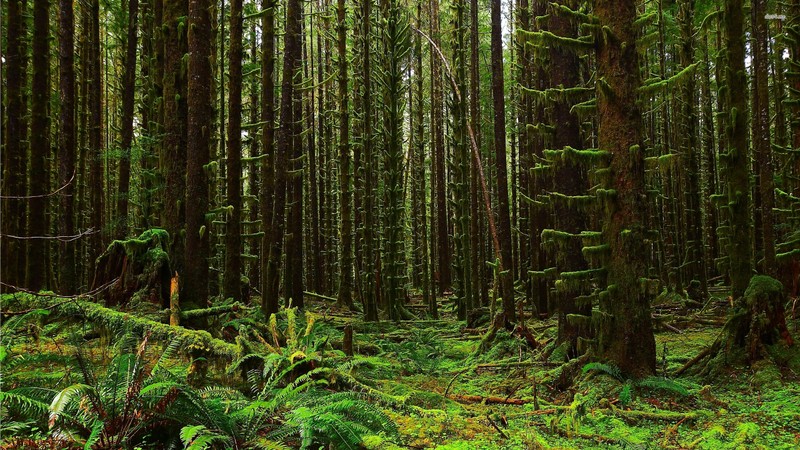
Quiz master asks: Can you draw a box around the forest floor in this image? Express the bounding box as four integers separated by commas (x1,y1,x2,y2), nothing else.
3,288,800,449
317,290,800,449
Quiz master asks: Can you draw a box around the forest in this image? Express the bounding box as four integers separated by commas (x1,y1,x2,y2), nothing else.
1,0,800,447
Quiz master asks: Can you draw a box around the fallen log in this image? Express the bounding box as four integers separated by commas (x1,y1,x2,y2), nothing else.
2,293,240,361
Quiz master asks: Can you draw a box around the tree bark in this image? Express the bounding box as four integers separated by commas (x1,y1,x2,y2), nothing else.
594,0,656,377
184,0,213,307
491,0,516,324
58,0,78,294
117,0,140,238
224,0,244,302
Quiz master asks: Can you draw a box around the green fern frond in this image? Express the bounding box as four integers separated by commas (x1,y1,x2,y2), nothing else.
581,362,623,381
636,377,689,396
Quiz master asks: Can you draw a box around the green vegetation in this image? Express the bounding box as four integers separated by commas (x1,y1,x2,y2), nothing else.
3,289,799,448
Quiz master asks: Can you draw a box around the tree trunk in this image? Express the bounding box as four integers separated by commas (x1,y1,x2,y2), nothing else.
337,0,354,310
224,0,244,302
491,0,516,324
27,0,50,291
161,0,188,280
594,0,656,377
751,0,775,275
117,0,140,238
58,0,78,294
260,0,277,314
724,0,752,299
3,0,29,292
184,0,213,307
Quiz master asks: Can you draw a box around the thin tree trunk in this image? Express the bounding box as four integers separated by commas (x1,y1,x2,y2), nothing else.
337,0,354,309
117,0,140,238
260,0,277,315
491,0,516,323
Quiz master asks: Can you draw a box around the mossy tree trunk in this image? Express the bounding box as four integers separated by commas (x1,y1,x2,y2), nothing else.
224,0,243,302
59,0,78,294
491,0,516,325
337,0,354,310
260,0,276,315
3,0,29,292
27,0,50,291
723,0,753,299
594,0,656,377
184,0,213,308
117,0,139,239
161,0,188,282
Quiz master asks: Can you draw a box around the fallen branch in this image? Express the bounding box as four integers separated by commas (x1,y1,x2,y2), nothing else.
448,394,527,405
303,290,337,302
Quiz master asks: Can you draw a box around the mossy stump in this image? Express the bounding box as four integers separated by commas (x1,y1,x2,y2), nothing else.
680,275,794,377
92,229,172,308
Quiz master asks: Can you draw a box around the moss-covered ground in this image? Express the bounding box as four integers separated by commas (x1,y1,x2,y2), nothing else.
3,289,799,449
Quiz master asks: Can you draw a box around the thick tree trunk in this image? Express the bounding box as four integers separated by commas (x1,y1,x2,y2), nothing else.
3,0,29,292
161,0,189,280
28,0,51,291
59,0,78,294
184,0,213,307
724,0,752,299
594,0,656,377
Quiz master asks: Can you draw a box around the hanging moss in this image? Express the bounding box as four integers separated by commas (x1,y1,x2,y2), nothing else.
549,3,597,24
517,29,594,53
640,63,699,95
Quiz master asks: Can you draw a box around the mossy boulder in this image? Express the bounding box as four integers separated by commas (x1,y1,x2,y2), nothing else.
91,228,172,308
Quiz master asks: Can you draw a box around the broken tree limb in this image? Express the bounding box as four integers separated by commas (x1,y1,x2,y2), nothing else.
447,394,527,405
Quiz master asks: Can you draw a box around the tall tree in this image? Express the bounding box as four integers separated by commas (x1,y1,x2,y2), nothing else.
27,0,51,291
58,0,78,294
430,0,450,296
117,0,140,238
88,0,104,282
491,0,516,323
724,0,752,299
594,0,656,376
380,0,411,320
337,0,355,309
224,0,244,302
265,0,303,313
2,0,29,291
184,0,214,306
751,0,775,275
286,0,305,309
162,0,189,277
260,0,277,315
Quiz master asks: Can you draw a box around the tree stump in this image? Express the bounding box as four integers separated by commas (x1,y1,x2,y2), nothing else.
92,229,172,308
678,275,793,377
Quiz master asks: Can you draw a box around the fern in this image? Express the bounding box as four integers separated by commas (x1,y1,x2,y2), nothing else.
582,362,689,404
581,362,623,381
